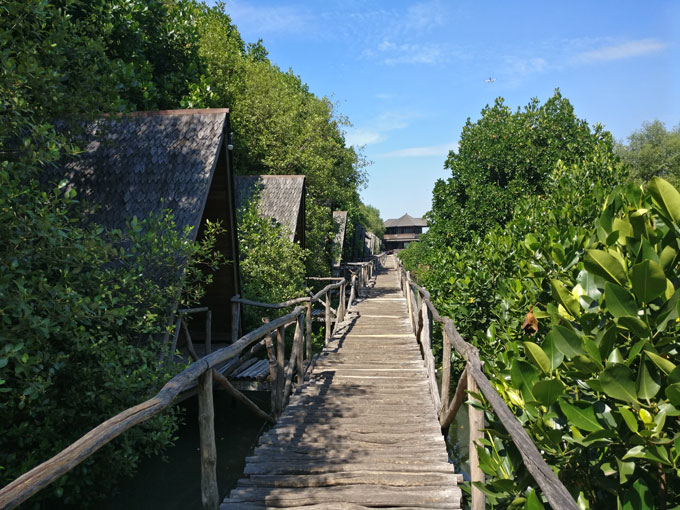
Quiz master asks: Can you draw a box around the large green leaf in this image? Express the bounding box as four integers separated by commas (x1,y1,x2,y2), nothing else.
623,445,670,465
541,333,564,371
603,282,638,318
524,233,539,251
666,383,680,406
584,249,627,285
511,360,539,392
559,399,603,432
645,350,677,375
616,458,635,484
549,325,583,360
551,279,580,317
612,217,633,246
659,244,677,271
523,342,551,374
525,488,545,510
648,176,680,224
599,364,639,404
636,361,660,400
618,407,638,434
532,379,565,406
630,259,666,303
615,316,651,338
577,269,603,301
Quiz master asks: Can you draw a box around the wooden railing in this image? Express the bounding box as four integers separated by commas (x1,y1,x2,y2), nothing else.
395,258,579,510
0,271,373,510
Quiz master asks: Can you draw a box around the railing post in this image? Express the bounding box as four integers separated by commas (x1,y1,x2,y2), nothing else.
231,296,241,343
339,281,346,322
325,292,331,345
296,314,304,385
406,271,414,333
440,328,452,420
198,370,218,510
275,326,285,416
348,274,357,308
264,330,278,415
468,369,486,510
305,300,312,362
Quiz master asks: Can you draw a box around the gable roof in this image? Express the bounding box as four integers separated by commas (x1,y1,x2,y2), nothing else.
53,108,229,239
332,211,348,266
384,213,427,228
234,175,306,241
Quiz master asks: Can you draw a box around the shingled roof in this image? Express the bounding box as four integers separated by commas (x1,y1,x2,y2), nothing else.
234,175,306,242
332,211,348,267
53,108,229,239
384,213,427,228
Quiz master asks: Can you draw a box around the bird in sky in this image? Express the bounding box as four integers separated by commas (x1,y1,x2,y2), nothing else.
485,77,496,83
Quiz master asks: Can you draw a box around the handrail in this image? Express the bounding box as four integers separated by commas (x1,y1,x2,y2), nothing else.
0,308,303,510
0,267,373,510
394,256,579,510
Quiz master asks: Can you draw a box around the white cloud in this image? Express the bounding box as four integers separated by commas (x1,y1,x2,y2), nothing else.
345,128,386,147
574,38,668,64
345,111,412,147
227,1,313,35
376,142,457,158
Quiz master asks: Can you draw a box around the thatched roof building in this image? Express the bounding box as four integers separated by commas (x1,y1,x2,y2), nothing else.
51,108,240,341
234,175,306,247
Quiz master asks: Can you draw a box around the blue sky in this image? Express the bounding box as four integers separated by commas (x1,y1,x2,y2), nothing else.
222,0,679,221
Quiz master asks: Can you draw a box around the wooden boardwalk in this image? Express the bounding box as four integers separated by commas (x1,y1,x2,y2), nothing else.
221,256,463,509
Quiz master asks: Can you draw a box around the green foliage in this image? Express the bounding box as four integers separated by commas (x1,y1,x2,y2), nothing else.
359,203,385,239
403,92,680,505
617,120,680,188
0,171,223,506
237,196,307,328
181,2,369,274
428,90,615,248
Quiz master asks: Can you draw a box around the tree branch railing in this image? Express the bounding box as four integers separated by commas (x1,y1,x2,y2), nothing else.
395,257,579,510
0,273,366,510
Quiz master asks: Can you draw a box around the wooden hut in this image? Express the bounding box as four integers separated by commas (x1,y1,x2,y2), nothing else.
234,175,306,247
51,108,240,342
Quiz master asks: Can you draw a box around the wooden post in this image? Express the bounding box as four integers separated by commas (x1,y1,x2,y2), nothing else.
325,292,331,345
231,296,241,343
198,370,218,510
406,272,414,333
305,300,312,362
296,315,304,386
468,369,486,510
264,332,278,416
440,367,468,431
339,282,346,322
348,274,357,308
275,326,285,416
440,328,452,420
205,311,212,355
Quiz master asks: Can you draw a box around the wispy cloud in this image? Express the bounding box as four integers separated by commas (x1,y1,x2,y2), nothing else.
376,142,457,158
573,38,668,64
227,1,313,35
345,112,412,147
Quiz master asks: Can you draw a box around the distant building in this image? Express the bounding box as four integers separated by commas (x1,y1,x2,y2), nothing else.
383,213,427,251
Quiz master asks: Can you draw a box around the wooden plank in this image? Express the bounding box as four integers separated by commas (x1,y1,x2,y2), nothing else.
227,485,462,509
